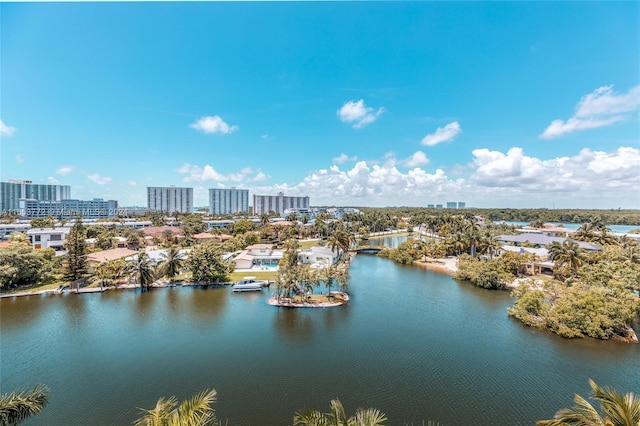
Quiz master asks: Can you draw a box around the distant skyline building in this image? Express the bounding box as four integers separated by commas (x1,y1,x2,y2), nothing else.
1,180,71,213
446,202,457,209
147,186,193,213
209,188,249,215
18,198,119,219
253,192,310,216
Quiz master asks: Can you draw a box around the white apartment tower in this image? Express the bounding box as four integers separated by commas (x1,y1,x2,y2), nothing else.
1,180,71,212
147,186,193,213
252,192,310,216
209,188,249,215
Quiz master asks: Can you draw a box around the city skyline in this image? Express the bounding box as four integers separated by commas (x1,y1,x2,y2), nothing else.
1,2,638,209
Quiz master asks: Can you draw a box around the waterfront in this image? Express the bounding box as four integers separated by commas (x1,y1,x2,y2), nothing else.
1,250,639,425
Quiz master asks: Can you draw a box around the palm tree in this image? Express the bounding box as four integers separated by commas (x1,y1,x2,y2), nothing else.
131,251,154,290
538,379,640,426
159,246,184,283
260,212,271,227
133,388,218,426
618,237,640,265
91,262,114,291
547,240,587,277
294,399,387,426
0,384,49,425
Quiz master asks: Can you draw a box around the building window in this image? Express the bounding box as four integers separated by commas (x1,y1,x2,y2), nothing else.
50,234,62,241
35,235,41,242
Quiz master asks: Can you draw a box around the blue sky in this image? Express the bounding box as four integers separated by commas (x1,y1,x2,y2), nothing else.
1,2,638,209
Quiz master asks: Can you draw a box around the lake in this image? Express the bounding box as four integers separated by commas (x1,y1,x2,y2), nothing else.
1,242,639,425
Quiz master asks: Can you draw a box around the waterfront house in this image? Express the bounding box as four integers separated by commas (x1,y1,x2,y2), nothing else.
298,246,341,268
86,248,138,273
232,243,284,270
26,227,71,251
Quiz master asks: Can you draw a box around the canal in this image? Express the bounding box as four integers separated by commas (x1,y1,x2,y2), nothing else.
1,247,638,425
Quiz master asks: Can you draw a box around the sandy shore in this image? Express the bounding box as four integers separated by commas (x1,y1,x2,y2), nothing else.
413,257,458,275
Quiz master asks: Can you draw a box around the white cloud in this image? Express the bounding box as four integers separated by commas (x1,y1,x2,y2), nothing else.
245,146,639,208
421,121,461,146
541,85,640,139
0,119,17,137
56,166,73,176
249,172,269,182
337,100,385,128
87,173,113,185
332,153,358,164
128,180,137,186
402,151,430,168
178,163,268,183
15,155,25,163
261,134,275,140
46,177,59,184
190,115,239,134
469,146,640,197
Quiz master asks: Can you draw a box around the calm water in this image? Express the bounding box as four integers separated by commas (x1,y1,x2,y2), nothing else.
1,248,639,425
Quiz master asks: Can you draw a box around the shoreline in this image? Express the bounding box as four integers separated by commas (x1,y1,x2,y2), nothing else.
413,257,458,276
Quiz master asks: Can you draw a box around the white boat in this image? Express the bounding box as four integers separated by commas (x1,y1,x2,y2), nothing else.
232,277,269,292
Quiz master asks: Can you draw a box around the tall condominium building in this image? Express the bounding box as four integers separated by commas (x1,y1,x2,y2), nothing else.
147,186,193,213
18,198,119,219
209,188,249,215
446,201,466,209
1,180,71,212
253,192,310,216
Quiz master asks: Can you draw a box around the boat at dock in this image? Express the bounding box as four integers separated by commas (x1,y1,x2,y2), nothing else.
232,277,270,292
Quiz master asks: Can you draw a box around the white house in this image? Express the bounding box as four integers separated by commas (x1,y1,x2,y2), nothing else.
26,227,71,251
232,244,284,270
298,246,341,268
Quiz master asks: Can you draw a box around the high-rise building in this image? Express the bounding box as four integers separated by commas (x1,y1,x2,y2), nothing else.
447,202,458,209
252,192,310,216
209,188,249,215
147,186,193,213
1,180,71,212
458,201,466,209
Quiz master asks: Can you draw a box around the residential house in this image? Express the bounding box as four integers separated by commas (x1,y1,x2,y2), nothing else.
86,248,138,273
298,246,341,268
26,227,71,251
232,243,284,270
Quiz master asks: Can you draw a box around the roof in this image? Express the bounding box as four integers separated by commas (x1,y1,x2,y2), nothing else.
26,227,71,235
141,226,184,237
87,248,139,264
193,232,216,239
497,234,602,251
500,245,549,258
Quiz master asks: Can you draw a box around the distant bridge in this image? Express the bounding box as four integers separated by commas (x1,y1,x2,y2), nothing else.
352,246,383,254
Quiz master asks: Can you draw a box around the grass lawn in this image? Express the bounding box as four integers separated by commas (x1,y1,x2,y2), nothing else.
228,270,278,282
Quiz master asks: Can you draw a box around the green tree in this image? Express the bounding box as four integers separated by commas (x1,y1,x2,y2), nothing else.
131,251,154,290
64,218,88,283
294,399,387,426
7,232,29,245
538,379,640,426
186,242,231,284
29,216,56,229
159,246,184,283
133,389,218,426
181,215,207,236
232,219,254,236
0,244,45,289
548,240,587,279
0,384,49,426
